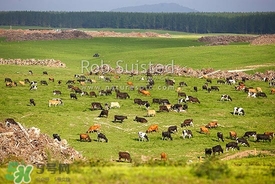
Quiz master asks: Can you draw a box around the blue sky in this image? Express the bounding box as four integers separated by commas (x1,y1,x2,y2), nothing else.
0,0,275,12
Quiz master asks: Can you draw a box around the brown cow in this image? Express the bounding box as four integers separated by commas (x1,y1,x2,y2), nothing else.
200,126,209,134
86,124,101,133
270,88,275,94
139,90,150,96
127,81,133,86
146,124,158,133
229,131,237,140
181,119,194,127
89,91,97,97
160,152,167,161
264,132,274,139
80,134,91,142
118,151,132,162
205,121,218,128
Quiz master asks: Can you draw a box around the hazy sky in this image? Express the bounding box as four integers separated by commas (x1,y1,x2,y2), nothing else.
0,0,275,12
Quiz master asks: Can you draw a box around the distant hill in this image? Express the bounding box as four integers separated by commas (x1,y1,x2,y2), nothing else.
110,3,198,13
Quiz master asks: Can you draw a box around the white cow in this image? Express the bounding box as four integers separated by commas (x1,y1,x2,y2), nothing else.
110,102,120,108
138,132,149,142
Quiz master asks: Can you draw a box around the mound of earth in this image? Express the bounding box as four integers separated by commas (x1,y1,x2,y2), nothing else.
0,120,85,164
0,29,92,42
250,34,275,45
198,35,258,46
0,58,66,68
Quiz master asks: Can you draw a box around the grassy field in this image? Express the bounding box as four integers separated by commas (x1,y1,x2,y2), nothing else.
0,30,275,183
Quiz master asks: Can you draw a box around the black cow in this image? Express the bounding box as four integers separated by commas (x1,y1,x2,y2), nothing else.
66,80,75,84
178,92,186,98
98,110,108,118
179,81,187,87
159,99,170,105
165,79,175,86
217,80,225,84
29,99,36,106
43,71,48,75
134,116,148,123
5,118,17,127
114,115,128,122
116,92,130,99
152,98,161,104
193,86,198,92
70,93,77,99
217,132,224,142
40,80,48,85
118,151,132,162
168,125,177,133
53,90,61,95
202,83,208,90
91,102,103,110
256,92,267,98
236,137,250,147
243,131,257,138
24,78,30,83
205,148,212,156
226,142,240,151
89,91,97,97
97,133,108,143
134,98,142,104
162,131,173,140
210,86,219,91
256,134,272,142
53,134,61,141
212,145,223,155
181,119,194,127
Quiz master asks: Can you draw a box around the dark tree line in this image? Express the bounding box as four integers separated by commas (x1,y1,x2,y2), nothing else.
0,11,274,34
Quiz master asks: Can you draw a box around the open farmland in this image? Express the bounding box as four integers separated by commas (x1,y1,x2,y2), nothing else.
0,30,275,183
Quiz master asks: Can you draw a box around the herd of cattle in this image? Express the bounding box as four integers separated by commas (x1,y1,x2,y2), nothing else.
3,71,275,162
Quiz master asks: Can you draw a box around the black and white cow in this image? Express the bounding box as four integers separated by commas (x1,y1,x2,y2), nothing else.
98,110,108,118
97,132,108,142
162,131,173,140
29,99,36,106
226,142,240,151
236,137,250,147
217,132,224,142
138,132,149,142
91,102,103,110
233,107,245,115
220,94,232,101
53,134,61,141
29,85,37,90
243,131,256,138
182,130,193,139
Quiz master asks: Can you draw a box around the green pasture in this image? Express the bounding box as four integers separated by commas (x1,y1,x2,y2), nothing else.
0,31,275,183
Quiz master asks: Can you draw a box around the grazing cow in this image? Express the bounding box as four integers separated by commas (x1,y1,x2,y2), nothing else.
114,115,128,122
212,145,223,155
256,87,262,92
152,98,160,104
19,81,25,86
91,102,103,110
193,86,198,92
110,102,120,108
205,121,218,128
40,80,48,85
29,85,37,90
146,124,158,133
24,78,30,84
159,105,170,112
139,90,150,96
243,131,257,138
5,118,17,127
236,137,250,147
159,99,170,105
220,94,232,101
118,151,132,162
29,99,36,106
248,88,257,94
217,79,225,84
270,88,275,94
256,92,267,98
86,124,101,133
134,116,148,123
66,80,75,84
49,77,54,82
247,92,257,98
205,148,212,156
178,92,186,98
185,96,200,103
233,107,245,115
138,132,149,141
53,134,61,141
179,81,187,87
70,93,77,99
200,126,209,134
202,84,208,90
165,79,175,86
182,130,193,139
229,131,237,140
43,71,48,75
255,134,272,142
97,132,108,142
162,131,173,140
134,98,142,104
81,91,89,96
168,125,177,133
4,77,12,83
53,90,61,95
98,110,108,118
127,81,133,86
147,110,156,117
160,152,167,160
80,134,91,142
181,119,194,127
217,132,224,142
226,142,240,151
48,99,63,107
264,132,274,139
89,91,97,97
210,86,219,91
116,92,130,99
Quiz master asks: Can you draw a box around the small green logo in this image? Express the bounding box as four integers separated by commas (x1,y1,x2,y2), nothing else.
5,161,33,184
